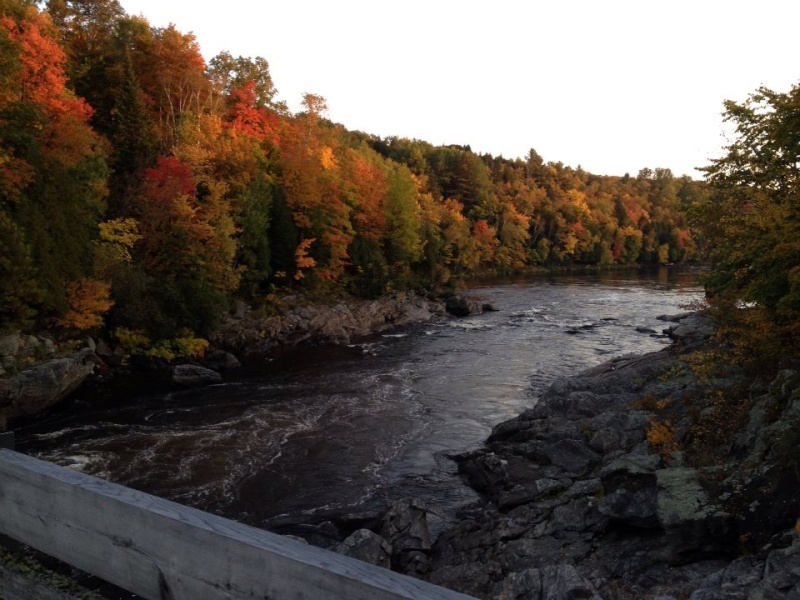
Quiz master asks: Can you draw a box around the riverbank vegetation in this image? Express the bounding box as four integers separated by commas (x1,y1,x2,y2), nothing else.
0,0,701,346
695,82,800,376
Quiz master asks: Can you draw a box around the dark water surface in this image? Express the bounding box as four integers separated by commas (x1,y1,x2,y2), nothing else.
16,268,703,536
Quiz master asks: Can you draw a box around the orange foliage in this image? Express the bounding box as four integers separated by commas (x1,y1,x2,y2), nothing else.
294,238,316,280
0,9,99,166
59,278,114,331
472,219,499,265
227,81,280,144
646,418,679,461
346,153,388,242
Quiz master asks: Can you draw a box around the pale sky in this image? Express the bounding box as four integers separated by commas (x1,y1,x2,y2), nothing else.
118,0,800,179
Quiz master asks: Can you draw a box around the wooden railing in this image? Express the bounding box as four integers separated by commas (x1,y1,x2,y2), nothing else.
0,448,475,600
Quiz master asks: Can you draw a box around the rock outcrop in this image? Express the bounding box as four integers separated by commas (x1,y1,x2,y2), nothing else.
424,312,800,599
0,348,97,430
212,292,445,355
0,333,56,377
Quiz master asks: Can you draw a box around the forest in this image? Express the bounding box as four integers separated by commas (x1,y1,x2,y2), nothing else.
0,0,739,350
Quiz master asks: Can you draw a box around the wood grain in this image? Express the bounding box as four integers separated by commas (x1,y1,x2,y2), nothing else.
0,449,475,600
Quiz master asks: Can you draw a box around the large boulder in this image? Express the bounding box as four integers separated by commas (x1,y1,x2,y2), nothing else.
0,348,97,429
598,454,661,528
381,498,433,578
0,332,57,375
171,364,222,387
655,467,735,563
201,350,241,371
445,295,485,317
335,529,392,569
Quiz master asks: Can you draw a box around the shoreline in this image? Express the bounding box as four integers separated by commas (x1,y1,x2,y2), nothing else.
417,311,800,599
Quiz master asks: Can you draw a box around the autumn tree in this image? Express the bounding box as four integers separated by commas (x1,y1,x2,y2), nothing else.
127,155,235,336
208,51,285,113
0,3,108,318
698,83,800,337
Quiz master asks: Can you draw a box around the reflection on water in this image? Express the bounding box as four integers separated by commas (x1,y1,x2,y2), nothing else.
16,267,703,535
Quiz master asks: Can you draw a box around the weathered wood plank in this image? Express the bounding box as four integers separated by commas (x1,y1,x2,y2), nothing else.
0,449,476,600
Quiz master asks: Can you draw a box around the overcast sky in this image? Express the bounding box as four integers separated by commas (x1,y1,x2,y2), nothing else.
117,0,800,178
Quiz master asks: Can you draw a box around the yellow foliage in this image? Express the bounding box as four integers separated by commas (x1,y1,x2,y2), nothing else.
319,146,336,170
98,218,142,261
58,278,114,331
148,335,208,361
113,328,208,361
113,327,151,355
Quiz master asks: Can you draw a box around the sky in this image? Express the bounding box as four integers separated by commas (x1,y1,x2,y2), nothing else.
117,0,800,179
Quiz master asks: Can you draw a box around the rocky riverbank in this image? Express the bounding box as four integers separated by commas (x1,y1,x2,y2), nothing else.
322,312,800,599
421,312,800,599
211,291,447,355
0,291,457,430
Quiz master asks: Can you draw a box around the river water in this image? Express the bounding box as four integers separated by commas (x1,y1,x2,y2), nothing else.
16,267,703,538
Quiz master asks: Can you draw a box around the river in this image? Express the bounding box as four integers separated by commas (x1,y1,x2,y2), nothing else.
15,267,703,540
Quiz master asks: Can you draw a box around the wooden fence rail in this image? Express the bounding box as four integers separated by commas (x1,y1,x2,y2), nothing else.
0,449,476,600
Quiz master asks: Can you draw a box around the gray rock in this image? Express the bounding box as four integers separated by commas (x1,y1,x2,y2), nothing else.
96,339,125,368
201,350,241,371
0,332,55,372
656,468,734,563
212,293,443,355
490,565,602,600
0,332,20,369
539,439,599,476
0,348,97,429
598,455,660,528
171,364,222,387
657,467,718,528
335,529,392,569
768,369,800,401
427,310,800,599
445,295,485,317
381,498,432,577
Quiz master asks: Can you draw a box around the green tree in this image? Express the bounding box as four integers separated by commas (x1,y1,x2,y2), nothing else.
699,83,800,325
0,210,41,330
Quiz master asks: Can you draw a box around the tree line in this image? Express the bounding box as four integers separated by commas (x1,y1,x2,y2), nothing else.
0,0,702,344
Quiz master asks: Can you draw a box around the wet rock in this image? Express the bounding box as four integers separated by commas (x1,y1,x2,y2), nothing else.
381,498,432,577
335,529,392,569
445,295,485,317
171,364,222,387
429,311,777,598
201,349,241,371
665,312,714,345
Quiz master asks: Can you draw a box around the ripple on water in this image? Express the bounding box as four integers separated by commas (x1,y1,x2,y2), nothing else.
18,270,704,533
